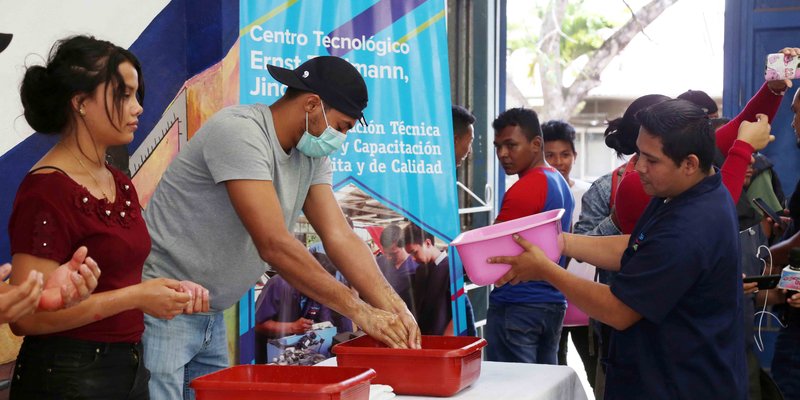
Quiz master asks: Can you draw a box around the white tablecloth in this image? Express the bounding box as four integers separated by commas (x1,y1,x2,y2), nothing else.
318,357,588,400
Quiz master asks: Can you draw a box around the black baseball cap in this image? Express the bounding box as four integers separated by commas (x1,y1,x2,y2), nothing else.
268,56,368,124
677,89,718,115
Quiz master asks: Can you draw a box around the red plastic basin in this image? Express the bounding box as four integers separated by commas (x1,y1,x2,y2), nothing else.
333,335,487,397
190,365,376,400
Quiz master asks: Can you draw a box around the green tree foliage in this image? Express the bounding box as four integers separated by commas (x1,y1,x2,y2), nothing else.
508,0,679,120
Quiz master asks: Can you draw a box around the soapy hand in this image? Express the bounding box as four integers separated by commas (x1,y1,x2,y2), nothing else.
352,303,410,349
39,246,101,311
0,267,43,323
137,278,192,319
177,280,209,314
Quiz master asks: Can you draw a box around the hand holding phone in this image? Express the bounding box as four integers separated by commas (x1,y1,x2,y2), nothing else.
743,274,781,290
765,52,800,81
752,197,786,230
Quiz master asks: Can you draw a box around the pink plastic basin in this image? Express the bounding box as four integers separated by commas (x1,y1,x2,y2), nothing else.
450,209,565,285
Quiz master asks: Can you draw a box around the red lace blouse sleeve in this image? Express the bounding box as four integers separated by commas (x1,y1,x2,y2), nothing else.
9,179,75,263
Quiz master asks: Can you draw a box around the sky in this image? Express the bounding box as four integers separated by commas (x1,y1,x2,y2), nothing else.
506,0,725,100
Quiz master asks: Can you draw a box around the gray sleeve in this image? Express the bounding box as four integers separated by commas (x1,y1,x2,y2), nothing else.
201,114,274,184
311,157,333,186
586,216,621,236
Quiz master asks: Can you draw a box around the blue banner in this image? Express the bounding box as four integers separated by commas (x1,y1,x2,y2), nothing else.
240,0,467,338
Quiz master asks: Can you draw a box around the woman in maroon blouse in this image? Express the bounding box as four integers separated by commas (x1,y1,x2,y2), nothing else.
7,36,200,400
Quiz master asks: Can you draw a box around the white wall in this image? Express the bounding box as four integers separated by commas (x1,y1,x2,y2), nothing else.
0,0,169,155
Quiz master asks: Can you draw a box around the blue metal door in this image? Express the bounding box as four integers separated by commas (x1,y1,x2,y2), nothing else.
724,0,800,196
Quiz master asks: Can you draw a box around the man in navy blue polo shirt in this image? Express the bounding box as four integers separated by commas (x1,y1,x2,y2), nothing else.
488,99,755,399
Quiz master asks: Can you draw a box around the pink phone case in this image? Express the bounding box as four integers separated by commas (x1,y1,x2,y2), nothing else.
765,53,800,81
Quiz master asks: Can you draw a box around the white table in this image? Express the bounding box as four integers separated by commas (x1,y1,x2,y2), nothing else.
318,357,588,400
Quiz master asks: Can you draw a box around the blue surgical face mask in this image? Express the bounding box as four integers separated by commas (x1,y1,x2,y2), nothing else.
296,103,346,158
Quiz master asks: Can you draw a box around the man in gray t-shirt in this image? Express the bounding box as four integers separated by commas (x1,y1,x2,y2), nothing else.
141,56,420,400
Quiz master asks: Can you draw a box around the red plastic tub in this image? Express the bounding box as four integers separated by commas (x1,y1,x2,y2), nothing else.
333,335,487,397
190,365,376,400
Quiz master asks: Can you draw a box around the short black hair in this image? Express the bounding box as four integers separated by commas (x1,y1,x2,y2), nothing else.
452,105,475,138
402,223,434,246
636,99,714,171
492,107,541,141
541,120,577,153
380,224,404,249
677,90,718,115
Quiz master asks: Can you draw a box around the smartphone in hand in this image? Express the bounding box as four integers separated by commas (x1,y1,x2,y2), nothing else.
765,53,800,81
752,197,786,230
744,274,781,290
